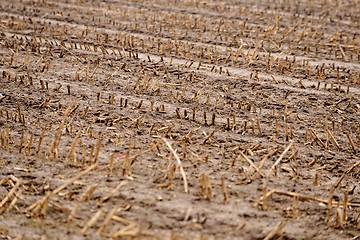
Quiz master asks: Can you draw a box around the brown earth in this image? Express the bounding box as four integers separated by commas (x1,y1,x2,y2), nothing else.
0,0,360,239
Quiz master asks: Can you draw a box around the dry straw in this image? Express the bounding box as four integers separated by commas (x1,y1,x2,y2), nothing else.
46,101,77,160
267,141,294,177
161,138,188,193
264,221,287,240
27,164,97,215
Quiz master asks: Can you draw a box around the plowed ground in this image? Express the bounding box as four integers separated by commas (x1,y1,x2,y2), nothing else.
0,0,359,239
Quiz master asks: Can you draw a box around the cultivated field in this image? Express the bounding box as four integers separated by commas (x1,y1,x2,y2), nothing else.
0,0,359,239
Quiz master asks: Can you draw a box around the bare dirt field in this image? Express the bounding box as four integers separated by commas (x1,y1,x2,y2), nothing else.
0,0,360,239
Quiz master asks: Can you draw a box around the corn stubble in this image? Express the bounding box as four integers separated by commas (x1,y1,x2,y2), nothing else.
0,0,359,239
